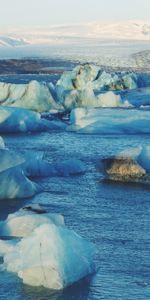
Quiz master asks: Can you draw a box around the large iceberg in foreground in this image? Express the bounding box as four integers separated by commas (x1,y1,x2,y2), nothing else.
3,224,96,290
0,106,65,133
0,80,62,113
0,209,64,237
68,108,150,134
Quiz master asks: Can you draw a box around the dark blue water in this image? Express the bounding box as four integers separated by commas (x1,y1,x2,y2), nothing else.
0,132,150,300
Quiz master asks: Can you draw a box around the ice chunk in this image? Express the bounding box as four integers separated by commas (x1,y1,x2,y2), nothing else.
0,136,5,149
68,108,150,134
103,157,146,182
56,64,135,111
0,106,65,133
0,240,17,257
0,167,40,199
23,158,86,177
0,210,64,237
56,64,137,93
3,224,96,289
0,80,61,113
101,146,150,184
96,92,124,108
137,146,150,173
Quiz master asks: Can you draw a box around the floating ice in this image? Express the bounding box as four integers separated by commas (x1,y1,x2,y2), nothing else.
103,157,146,182
3,224,96,289
137,146,150,173
0,167,40,200
56,64,137,110
0,210,64,237
0,136,5,149
0,106,65,133
102,146,150,184
68,108,150,134
0,80,61,113
23,158,86,178
0,240,17,257
56,64,137,93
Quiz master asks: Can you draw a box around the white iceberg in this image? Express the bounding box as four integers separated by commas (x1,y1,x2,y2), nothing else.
0,167,40,199
0,210,64,237
0,80,61,113
3,224,96,289
0,240,17,257
56,64,137,93
0,106,65,133
68,108,150,134
55,64,137,111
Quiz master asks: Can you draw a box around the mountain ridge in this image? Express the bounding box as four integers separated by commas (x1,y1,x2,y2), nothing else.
0,20,150,47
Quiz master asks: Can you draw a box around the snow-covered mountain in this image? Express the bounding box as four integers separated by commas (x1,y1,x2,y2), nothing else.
0,20,150,48
0,36,29,47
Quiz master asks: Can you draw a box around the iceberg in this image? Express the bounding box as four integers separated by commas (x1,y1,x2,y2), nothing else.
0,136,5,149
68,108,150,134
55,64,137,111
0,209,64,237
0,240,17,257
0,106,65,133
0,167,40,199
102,157,146,182
56,64,137,93
23,158,86,178
102,146,150,184
0,80,62,113
3,224,96,289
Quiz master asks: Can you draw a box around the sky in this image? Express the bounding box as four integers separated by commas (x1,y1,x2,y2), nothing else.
0,0,150,29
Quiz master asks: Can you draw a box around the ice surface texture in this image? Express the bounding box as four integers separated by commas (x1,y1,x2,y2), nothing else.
0,64,137,113
2,223,96,290
68,108,150,134
0,210,65,237
56,64,136,111
0,80,61,113
0,106,65,133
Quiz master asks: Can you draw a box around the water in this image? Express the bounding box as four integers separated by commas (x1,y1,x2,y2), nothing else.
0,132,150,300
0,69,150,299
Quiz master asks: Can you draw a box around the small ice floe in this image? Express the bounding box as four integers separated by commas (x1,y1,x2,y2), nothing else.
2,224,96,289
101,146,150,184
0,106,65,134
0,167,40,200
22,158,86,178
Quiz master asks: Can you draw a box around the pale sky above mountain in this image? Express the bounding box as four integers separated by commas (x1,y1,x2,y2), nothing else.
0,0,150,29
